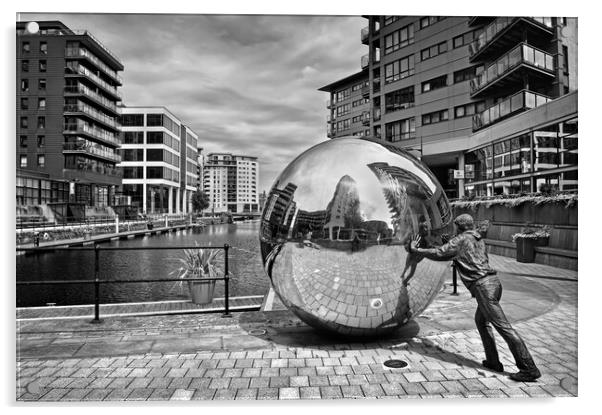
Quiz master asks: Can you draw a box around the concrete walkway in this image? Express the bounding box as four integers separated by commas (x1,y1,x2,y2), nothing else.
16,255,577,401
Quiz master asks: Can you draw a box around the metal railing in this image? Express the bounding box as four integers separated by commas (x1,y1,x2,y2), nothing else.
63,142,122,163
16,244,232,322
64,83,118,113
468,16,553,57
470,43,555,95
472,89,551,130
65,47,123,84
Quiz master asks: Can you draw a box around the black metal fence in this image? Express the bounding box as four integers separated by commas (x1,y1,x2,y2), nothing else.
16,244,231,322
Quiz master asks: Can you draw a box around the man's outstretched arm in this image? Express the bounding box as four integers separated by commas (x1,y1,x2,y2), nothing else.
410,235,460,261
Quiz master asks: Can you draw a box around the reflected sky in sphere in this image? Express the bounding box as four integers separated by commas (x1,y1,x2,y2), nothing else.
260,138,453,336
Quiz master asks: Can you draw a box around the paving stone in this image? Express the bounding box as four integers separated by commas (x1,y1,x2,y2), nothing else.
290,376,309,387
81,388,111,401
170,389,194,400
361,384,385,397
308,375,329,387
213,389,237,400
300,386,321,399
257,387,279,400
128,388,153,401
235,388,258,400
191,388,216,400
279,387,300,399
208,378,231,389
105,388,134,400
320,386,343,399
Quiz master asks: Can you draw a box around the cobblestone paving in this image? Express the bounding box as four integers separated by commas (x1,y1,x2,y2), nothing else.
16,255,577,401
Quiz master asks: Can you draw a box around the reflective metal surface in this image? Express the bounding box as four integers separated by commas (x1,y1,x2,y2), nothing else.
260,138,453,336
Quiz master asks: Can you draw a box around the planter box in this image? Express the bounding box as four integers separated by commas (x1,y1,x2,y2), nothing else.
516,238,537,263
188,280,216,304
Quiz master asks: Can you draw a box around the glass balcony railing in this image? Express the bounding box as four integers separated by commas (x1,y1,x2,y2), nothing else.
470,43,555,95
65,63,122,99
64,102,118,129
468,16,553,57
362,111,371,125
66,162,123,177
373,108,381,121
64,84,117,113
361,26,369,43
71,29,123,66
65,47,122,84
63,121,120,147
326,99,332,109
472,89,551,130
361,54,369,69
63,142,122,163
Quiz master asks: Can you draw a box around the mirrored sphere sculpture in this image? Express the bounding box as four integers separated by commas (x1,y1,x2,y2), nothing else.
259,138,454,336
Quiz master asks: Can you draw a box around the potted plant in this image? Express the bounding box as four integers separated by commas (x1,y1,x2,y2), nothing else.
511,224,551,263
172,245,222,304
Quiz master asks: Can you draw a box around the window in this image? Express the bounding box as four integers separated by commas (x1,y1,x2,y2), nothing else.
37,135,45,148
21,79,29,92
20,155,27,168
22,42,30,53
422,109,449,125
563,45,569,73
123,131,144,144
336,104,350,117
421,41,447,61
21,60,29,72
20,98,28,110
384,54,415,84
37,116,45,129
336,89,351,102
336,119,351,131
119,114,144,126
421,75,447,92
453,29,481,49
385,86,415,113
147,114,163,126
384,23,415,54
147,131,165,144
37,155,45,168
39,60,47,72
384,16,400,26
453,65,483,83
454,102,485,118
38,98,46,109
40,42,47,54
38,78,46,91
20,136,27,148
20,117,28,128
385,118,415,142
146,149,164,161
420,16,445,29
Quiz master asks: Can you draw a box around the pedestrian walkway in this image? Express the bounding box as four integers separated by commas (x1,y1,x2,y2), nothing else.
16,255,577,401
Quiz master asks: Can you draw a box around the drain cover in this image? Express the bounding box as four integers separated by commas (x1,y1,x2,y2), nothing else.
383,359,408,369
249,329,267,336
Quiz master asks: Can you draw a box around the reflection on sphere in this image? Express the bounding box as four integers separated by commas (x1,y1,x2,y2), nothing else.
259,138,453,336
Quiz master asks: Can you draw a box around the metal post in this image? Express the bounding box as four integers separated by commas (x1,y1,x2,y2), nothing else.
222,244,231,318
91,244,102,323
452,265,458,295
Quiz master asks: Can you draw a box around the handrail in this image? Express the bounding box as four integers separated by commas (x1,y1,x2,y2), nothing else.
470,43,555,95
469,16,553,57
16,244,232,321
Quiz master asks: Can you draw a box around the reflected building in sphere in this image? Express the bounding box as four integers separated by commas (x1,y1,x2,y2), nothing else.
260,138,453,336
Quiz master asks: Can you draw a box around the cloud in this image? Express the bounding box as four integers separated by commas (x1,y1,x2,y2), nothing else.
20,13,366,192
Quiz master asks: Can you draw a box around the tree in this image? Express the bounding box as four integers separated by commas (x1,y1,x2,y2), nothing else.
191,190,210,213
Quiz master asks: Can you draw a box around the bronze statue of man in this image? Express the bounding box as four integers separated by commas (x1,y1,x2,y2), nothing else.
409,213,541,382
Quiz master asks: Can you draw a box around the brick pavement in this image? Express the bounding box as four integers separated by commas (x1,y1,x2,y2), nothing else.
16,258,577,401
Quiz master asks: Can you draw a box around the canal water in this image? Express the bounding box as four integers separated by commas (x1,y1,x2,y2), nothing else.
16,221,269,307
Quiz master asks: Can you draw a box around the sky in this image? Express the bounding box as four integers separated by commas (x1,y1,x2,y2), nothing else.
20,13,366,194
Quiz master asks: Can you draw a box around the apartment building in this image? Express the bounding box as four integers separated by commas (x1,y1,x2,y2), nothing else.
203,153,259,214
117,106,198,214
318,69,371,138
16,20,124,208
323,16,577,198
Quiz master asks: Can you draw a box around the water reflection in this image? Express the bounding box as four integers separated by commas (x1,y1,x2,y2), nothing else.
260,138,453,336
16,222,267,307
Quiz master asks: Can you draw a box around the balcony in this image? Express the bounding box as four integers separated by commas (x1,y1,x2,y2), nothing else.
361,54,369,69
64,84,118,114
63,142,122,163
469,43,555,98
65,47,122,85
373,108,381,122
362,111,371,126
326,99,333,109
468,17,496,27
64,103,118,131
361,26,369,44
64,163,123,183
373,78,381,93
468,17,554,62
65,64,122,100
64,121,121,148
472,89,552,131
361,84,370,98
71,29,123,67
